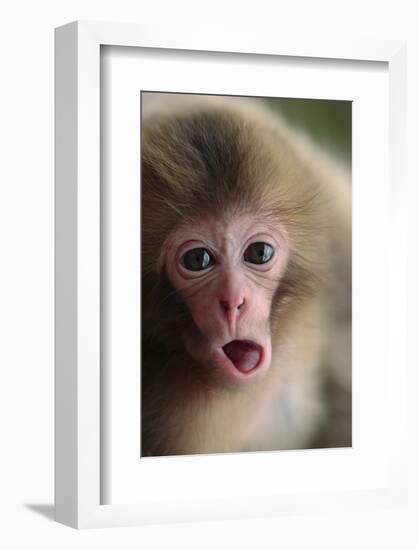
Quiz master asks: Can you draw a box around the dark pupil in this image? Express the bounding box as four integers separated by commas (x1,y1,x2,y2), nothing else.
244,242,274,264
182,248,214,271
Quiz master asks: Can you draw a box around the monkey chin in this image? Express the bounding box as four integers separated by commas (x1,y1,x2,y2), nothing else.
212,340,269,385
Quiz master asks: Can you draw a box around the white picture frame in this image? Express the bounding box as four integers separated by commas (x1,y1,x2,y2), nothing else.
55,21,407,529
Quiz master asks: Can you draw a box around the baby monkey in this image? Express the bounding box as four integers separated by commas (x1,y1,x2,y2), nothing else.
141,93,351,456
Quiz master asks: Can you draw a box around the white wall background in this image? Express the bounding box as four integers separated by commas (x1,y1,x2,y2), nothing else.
0,1,416,548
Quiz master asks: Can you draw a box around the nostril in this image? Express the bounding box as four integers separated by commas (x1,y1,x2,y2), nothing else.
220,298,245,312
220,300,230,312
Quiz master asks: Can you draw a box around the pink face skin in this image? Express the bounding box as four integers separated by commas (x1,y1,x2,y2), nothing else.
161,215,289,385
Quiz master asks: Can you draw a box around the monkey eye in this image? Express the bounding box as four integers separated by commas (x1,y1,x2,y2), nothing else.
244,242,275,264
181,248,215,271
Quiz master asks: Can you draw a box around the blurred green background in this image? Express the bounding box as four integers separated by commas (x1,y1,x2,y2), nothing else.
262,98,352,169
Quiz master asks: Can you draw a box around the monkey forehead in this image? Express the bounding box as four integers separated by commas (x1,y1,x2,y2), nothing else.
159,214,288,266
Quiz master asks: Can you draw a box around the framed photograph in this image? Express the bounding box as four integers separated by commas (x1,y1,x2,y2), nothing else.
55,21,407,528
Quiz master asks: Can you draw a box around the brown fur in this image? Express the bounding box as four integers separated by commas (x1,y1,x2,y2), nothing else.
141,94,351,456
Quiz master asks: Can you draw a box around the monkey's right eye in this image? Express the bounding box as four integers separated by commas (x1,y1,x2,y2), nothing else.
181,248,215,271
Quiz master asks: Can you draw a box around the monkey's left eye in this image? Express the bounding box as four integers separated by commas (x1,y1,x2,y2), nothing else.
244,242,275,264
181,248,215,271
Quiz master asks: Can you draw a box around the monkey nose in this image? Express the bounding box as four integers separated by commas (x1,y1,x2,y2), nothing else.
220,297,245,314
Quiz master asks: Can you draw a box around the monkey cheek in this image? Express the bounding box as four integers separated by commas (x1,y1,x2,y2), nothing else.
181,328,208,364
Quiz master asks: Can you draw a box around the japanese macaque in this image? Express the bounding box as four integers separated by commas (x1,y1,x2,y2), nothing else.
141,93,351,457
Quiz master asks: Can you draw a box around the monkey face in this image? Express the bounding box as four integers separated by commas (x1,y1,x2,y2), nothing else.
161,214,289,385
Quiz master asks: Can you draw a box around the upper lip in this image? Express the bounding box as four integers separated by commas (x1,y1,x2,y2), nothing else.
222,338,259,348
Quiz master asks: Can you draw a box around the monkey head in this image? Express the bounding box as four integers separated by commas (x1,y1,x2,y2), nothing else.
142,101,324,388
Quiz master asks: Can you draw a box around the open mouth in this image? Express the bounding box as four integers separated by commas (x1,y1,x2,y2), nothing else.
222,340,262,373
